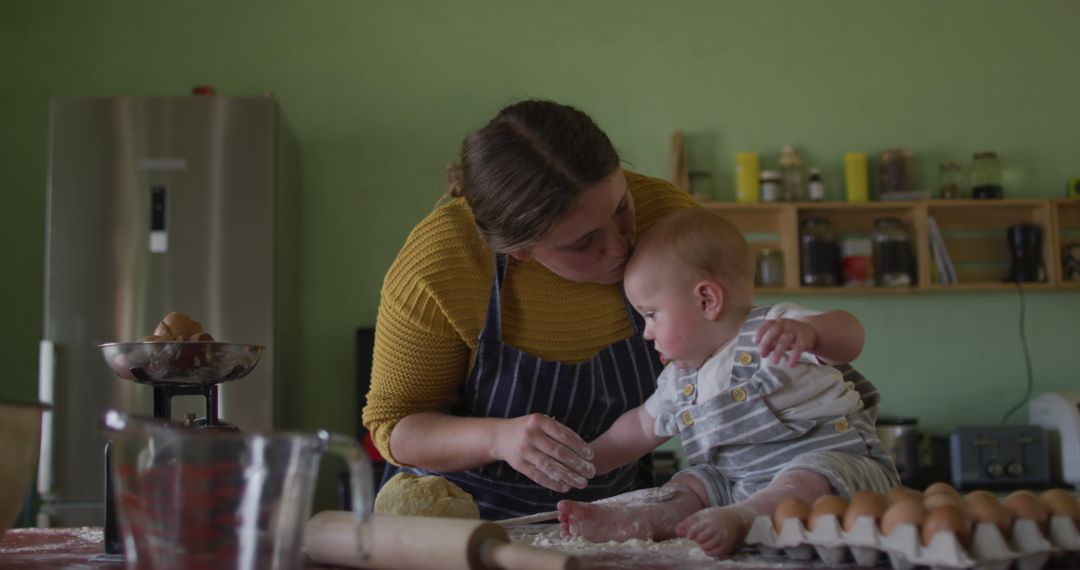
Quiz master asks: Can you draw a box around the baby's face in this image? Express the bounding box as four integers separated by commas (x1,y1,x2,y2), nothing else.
625,258,716,370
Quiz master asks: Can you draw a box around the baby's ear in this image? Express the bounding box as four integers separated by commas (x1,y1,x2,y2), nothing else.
695,280,724,320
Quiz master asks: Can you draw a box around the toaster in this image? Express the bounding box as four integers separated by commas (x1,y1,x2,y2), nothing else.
949,425,1051,490
1028,391,1080,487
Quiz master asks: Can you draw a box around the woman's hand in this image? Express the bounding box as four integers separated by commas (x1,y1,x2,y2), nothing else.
492,414,597,493
754,318,816,368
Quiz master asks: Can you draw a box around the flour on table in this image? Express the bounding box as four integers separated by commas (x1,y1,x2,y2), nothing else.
509,526,848,568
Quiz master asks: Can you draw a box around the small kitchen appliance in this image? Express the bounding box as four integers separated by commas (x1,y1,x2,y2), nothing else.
876,417,921,488
948,425,1051,490
1028,392,1080,488
98,341,263,555
1006,223,1046,282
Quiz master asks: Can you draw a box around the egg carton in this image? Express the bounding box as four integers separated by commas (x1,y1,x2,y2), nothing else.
746,514,1080,569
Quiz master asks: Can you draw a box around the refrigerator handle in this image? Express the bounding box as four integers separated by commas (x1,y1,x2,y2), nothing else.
38,340,56,496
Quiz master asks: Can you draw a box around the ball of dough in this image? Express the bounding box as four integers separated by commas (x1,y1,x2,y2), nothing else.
374,473,479,519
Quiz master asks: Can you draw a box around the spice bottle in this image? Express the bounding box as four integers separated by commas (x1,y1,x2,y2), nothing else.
689,171,714,202
841,236,873,286
779,145,804,201
755,249,785,288
808,167,825,201
844,153,869,203
735,152,760,203
938,162,964,199
760,170,782,203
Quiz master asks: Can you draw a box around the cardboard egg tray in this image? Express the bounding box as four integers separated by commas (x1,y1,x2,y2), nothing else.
745,513,1080,569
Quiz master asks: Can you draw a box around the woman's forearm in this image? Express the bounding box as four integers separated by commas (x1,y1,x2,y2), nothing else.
390,412,502,472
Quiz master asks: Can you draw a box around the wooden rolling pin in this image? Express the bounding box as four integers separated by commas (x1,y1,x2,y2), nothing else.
305,511,578,570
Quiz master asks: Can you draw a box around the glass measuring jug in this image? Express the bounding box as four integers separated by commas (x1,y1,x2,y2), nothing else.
103,410,372,570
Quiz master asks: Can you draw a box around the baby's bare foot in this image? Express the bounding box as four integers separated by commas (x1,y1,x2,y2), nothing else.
557,499,656,542
675,505,754,558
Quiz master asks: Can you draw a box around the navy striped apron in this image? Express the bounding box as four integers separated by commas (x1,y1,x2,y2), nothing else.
382,254,660,519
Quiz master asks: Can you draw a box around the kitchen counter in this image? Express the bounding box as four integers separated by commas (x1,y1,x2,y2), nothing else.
0,526,878,569
0,528,338,569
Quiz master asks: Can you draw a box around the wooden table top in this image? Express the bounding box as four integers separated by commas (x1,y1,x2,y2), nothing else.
0,526,877,569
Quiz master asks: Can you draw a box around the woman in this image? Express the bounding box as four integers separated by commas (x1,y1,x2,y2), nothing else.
362,99,697,519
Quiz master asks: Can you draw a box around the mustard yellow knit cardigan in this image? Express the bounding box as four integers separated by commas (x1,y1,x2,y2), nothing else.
362,171,697,463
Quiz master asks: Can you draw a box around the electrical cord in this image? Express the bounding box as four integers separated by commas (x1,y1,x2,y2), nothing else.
1001,281,1034,425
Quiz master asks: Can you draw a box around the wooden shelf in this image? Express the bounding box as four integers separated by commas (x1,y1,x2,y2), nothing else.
703,199,1080,293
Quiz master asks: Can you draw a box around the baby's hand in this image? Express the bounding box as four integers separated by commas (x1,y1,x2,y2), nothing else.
754,318,816,368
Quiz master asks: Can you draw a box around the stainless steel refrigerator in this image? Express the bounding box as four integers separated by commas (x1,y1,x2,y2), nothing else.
37,95,299,526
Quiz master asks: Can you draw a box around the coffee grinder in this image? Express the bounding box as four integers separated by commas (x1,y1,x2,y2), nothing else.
97,341,264,556
1006,223,1046,283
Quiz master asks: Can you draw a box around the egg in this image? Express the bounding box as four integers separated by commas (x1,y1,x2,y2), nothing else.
1002,490,1049,532
881,497,926,536
924,482,961,499
808,495,849,531
964,490,1012,537
922,504,972,547
772,497,811,532
888,486,924,505
924,492,964,511
843,490,888,531
1040,489,1080,523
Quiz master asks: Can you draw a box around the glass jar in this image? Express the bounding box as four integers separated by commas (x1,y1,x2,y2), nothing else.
971,151,1003,199
755,249,785,287
938,162,964,199
878,148,915,196
872,218,913,287
779,144,804,201
760,170,782,203
689,170,714,202
800,218,840,286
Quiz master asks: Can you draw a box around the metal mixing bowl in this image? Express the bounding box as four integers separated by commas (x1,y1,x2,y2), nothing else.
99,342,264,385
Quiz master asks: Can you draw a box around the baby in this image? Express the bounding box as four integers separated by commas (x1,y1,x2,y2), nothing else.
557,208,899,556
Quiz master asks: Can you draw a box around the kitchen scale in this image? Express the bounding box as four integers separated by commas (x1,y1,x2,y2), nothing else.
97,341,264,556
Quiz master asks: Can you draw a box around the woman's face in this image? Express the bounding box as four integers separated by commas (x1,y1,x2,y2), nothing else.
512,169,635,284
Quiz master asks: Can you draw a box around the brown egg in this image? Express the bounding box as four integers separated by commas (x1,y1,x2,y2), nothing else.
924,492,965,511
922,505,972,547
772,497,811,532
924,482,962,499
139,334,169,342
1002,490,1049,532
888,486,924,505
1040,489,1080,523
808,495,849,531
964,491,1013,537
843,490,888,531
881,498,926,536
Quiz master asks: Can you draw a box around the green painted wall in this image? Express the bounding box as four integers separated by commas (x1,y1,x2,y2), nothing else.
3,1,1078,443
